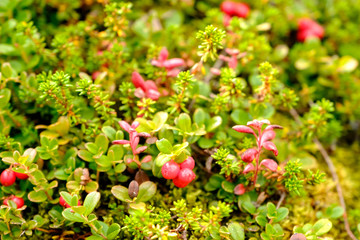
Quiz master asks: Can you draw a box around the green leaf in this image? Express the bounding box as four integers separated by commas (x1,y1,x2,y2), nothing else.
329,206,344,219
274,207,289,222
62,208,85,223
136,181,157,203
60,192,72,205
313,219,332,236
255,215,268,227
1,62,17,78
193,108,206,126
152,112,168,132
0,44,16,55
206,116,222,132
0,88,11,108
337,56,358,73
102,126,116,141
242,201,256,214
153,154,171,178
156,138,172,154
267,202,277,218
78,150,94,162
28,191,47,202
111,185,131,202
177,113,192,132
95,134,109,153
107,223,121,239
85,181,99,193
85,143,99,155
221,181,235,193
83,192,101,216
228,222,244,240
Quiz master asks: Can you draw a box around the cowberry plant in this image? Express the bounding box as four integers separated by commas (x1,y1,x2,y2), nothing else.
1,0,360,239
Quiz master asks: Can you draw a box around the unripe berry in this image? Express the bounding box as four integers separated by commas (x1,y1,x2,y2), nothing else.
4,196,25,209
0,169,16,186
161,161,180,179
15,171,29,180
180,157,195,170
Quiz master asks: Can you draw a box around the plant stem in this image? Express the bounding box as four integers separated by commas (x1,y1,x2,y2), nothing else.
290,108,358,240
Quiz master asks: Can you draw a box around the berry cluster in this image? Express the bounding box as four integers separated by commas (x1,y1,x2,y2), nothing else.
220,1,250,26
0,168,28,187
161,157,196,188
3,195,24,209
297,18,324,42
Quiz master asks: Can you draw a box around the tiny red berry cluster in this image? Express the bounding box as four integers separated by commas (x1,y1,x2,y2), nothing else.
3,195,25,209
297,18,324,42
161,157,196,188
0,168,28,187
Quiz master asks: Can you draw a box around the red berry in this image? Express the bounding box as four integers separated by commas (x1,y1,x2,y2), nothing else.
0,169,16,186
234,184,246,195
180,157,195,170
221,1,250,18
161,161,180,180
59,196,81,208
297,18,324,42
176,168,196,185
15,171,29,180
172,177,189,188
4,196,24,209
59,196,68,207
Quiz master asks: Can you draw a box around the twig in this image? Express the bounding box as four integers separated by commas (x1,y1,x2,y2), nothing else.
276,191,286,209
289,108,358,240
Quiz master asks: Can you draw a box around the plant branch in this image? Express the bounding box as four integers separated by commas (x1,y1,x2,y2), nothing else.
289,108,358,240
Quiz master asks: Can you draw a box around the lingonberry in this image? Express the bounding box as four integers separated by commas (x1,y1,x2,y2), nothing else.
4,196,25,209
176,168,196,185
220,1,250,18
180,156,195,170
15,171,29,180
59,196,81,208
0,169,16,186
161,160,180,179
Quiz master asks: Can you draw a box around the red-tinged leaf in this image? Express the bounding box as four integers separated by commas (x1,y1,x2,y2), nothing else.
118,121,131,132
260,159,278,172
241,148,257,163
159,47,169,62
232,125,255,135
243,163,255,174
135,146,147,154
264,125,283,131
132,72,146,90
144,80,158,91
247,119,270,129
141,155,152,163
112,140,130,145
131,121,140,129
163,58,185,69
234,184,246,195
262,141,278,156
138,132,151,138
146,89,160,100
261,130,275,144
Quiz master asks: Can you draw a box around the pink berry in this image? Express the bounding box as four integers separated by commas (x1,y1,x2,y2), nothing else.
0,169,16,187
161,161,180,179
15,171,29,180
4,196,24,208
180,157,195,170
176,168,196,184
221,1,250,18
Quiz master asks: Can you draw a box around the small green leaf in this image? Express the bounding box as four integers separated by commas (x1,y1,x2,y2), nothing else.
206,116,222,132
107,223,121,239
177,113,192,132
156,139,172,154
255,215,268,227
28,191,47,202
136,181,157,203
242,201,256,214
267,202,277,218
313,219,332,236
83,192,101,216
274,207,289,222
111,186,131,202
62,208,85,223
78,150,94,162
228,222,244,240
95,134,109,153
85,181,99,193
102,126,116,141
0,88,11,108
